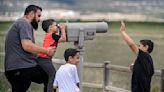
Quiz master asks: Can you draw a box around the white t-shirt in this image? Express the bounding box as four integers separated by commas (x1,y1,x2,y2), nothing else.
53,63,80,92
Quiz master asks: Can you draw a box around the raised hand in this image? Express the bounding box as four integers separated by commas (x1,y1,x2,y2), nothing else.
120,21,126,32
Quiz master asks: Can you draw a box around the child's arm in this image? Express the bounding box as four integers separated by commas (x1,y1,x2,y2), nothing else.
129,63,134,71
53,79,58,89
120,21,139,55
53,85,58,89
58,23,66,42
76,83,79,88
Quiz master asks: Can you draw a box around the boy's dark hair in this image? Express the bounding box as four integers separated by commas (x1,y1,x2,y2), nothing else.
64,48,80,62
24,5,42,15
42,19,55,32
140,40,154,53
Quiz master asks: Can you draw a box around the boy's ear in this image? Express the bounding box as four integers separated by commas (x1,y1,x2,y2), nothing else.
145,45,149,51
68,56,72,61
48,24,54,31
48,25,52,31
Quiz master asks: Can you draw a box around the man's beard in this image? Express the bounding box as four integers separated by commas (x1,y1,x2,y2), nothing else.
31,18,38,30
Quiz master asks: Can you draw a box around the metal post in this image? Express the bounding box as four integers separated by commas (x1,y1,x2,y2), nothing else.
74,28,85,92
161,69,164,92
103,61,110,92
78,48,84,92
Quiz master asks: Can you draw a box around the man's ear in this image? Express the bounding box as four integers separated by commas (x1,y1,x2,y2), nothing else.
29,11,35,18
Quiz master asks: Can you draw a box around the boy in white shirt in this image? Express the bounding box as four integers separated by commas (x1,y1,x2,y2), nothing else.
53,48,80,92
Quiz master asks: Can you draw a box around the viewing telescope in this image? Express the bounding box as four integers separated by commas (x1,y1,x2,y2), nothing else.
63,22,108,42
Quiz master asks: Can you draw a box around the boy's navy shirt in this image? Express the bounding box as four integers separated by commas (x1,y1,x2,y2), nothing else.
132,49,154,92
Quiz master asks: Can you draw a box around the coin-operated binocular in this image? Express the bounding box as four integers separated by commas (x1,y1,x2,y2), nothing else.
65,22,108,43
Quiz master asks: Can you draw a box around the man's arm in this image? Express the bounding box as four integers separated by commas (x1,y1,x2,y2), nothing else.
120,21,139,55
21,39,56,56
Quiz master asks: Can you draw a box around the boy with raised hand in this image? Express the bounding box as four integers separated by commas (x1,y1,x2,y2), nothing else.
120,21,154,92
53,48,80,92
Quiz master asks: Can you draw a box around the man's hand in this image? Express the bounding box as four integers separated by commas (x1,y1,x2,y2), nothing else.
120,21,126,32
46,47,56,57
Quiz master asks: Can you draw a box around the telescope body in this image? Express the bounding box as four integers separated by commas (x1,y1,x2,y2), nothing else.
65,22,108,42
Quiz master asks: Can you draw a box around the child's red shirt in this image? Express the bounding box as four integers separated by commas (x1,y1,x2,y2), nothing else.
38,32,58,58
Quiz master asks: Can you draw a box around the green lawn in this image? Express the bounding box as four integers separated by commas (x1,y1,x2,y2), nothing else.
0,21,164,92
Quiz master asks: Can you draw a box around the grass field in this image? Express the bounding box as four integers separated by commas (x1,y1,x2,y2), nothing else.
0,21,164,92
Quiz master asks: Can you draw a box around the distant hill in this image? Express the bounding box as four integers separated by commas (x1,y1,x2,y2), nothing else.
0,0,164,21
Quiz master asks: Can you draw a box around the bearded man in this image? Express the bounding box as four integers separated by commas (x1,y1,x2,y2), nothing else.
4,5,56,92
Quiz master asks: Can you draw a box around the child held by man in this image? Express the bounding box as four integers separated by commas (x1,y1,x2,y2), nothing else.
37,19,66,92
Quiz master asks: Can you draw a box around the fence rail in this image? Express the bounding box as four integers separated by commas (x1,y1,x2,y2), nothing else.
53,59,161,76
48,59,131,92
52,59,163,92
0,55,163,92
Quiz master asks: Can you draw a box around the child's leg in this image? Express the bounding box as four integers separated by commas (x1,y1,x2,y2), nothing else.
37,57,56,92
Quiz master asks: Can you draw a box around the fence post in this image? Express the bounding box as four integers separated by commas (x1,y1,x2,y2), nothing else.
161,69,164,92
103,61,110,92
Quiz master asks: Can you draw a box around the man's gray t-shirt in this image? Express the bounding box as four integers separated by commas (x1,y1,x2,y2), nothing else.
5,18,37,71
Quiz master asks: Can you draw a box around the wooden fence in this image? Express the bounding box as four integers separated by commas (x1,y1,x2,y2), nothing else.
0,51,163,92
52,59,163,92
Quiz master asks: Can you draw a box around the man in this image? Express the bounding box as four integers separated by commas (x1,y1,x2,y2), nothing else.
4,5,56,92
